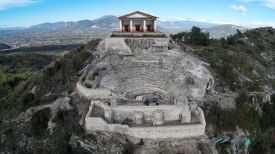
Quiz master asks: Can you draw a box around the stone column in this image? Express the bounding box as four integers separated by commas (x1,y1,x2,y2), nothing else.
182,105,191,123
153,19,157,32
130,20,132,32
104,109,113,123
143,20,146,32
134,111,144,125
153,109,164,125
119,20,122,32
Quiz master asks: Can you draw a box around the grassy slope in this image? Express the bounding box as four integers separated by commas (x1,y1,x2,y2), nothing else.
0,39,99,119
0,39,101,153
0,52,61,98
173,27,275,153
194,27,275,92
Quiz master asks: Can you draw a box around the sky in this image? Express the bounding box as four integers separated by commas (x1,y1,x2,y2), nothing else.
0,0,275,28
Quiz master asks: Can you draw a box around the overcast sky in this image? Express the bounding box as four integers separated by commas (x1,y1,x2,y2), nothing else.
0,0,275,28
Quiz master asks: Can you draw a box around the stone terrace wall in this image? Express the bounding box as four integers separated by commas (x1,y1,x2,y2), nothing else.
85,116,205,139
85,101,206,139
129,124,205,139
76,81,122,100
93,100,188,121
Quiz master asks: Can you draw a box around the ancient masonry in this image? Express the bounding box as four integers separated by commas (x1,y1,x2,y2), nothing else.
77,11,214,139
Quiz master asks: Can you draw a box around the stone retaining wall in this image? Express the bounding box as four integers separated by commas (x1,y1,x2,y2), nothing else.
93,100,186,121
85,116,205,139
85,100,206,139
76,81,122,100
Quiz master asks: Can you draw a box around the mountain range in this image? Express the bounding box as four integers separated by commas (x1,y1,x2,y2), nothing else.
0,15,247,37
202,24,248,38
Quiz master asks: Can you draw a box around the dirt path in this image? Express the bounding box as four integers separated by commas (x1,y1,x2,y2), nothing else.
6,97,73,123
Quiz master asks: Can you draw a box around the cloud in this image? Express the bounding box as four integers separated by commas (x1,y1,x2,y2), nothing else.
0,24,7,28
0,0,42,11
229,5,247,13
159,17,275,28
244,21,275,27
240,0,275,9
199,19,236,25
260,0,275,8
190,18,275,28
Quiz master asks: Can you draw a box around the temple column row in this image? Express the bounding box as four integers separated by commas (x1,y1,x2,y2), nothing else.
119,19,156,32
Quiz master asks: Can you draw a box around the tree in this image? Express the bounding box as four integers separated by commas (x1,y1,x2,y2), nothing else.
29,108,50,138
189,26,210,46
227,35,236,45
237,29,243,37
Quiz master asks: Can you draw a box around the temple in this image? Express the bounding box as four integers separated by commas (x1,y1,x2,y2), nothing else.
118,11,158,32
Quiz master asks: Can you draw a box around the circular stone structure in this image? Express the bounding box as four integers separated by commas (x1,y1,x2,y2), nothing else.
81,35,215,104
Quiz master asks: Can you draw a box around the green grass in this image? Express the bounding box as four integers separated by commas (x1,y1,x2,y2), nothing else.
0,39,99,119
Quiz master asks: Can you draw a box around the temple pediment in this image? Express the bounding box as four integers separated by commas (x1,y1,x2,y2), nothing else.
127,13,149,18
119,11,158,19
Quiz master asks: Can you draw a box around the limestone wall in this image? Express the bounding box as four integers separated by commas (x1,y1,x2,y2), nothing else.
197,107,206,125
124,38,168,52
85,116,205,139
123,86,168,99
76,81,122,100
105,36,133,55
129,124,205,139
93,100,189,121
85,101,206,139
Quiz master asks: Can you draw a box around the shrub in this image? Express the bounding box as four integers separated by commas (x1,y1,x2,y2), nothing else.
4,128,16,152
197,142,204,151
227,36,236,45
258,44,265,50
81,77,85,82
85,39,100,50
19,93,34,111
29,107,51,138
84,83,91,88
260,102,275,132
122,143,136,154
138,138,144,146
91,69,99,80
268,28,274,35
185,76,195,85
68,99,73,106
206,102,237,132
236,39,245,44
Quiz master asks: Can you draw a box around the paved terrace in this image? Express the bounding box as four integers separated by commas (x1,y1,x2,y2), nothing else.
111,31,167,38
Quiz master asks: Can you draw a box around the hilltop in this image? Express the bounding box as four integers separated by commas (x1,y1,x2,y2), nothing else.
0,26,275,153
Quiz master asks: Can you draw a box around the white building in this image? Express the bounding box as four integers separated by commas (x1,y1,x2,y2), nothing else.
118,11,158,32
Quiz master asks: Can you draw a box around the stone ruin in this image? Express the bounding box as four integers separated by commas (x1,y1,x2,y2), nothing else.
77,32,215,139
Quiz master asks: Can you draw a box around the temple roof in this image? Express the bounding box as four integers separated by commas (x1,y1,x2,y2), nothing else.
118,11,158,19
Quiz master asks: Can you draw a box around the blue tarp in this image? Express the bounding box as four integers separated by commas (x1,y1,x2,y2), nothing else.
245,139,251,145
